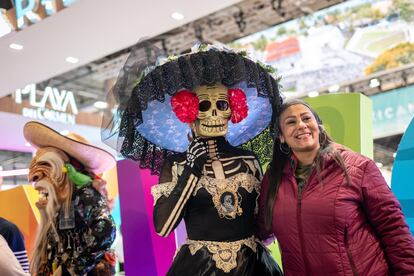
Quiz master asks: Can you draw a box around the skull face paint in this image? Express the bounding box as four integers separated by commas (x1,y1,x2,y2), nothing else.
194,84,231,137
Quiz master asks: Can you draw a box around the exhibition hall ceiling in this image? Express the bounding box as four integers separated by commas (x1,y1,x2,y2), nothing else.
0,0,347,101
34,0,414,115
0,0,242,97
4,0,412,114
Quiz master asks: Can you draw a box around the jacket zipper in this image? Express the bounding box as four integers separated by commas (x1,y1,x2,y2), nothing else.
297,182,311,273
344,224,358,276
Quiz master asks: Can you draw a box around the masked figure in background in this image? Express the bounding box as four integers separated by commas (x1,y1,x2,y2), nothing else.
103,43,285,275
23,121,116,276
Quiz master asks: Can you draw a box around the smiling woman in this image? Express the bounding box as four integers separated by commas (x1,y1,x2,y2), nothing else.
278,104,320,164
257,99,414,275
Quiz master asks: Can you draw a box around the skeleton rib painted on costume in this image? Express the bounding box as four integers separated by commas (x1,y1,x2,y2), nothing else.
152,138,263,234
151,84,264,273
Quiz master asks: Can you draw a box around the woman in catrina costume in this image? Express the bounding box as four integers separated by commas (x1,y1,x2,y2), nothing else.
23,122,116,276
102,41,283,275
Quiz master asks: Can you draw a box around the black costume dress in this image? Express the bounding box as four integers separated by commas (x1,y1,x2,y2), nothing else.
152,137,282,275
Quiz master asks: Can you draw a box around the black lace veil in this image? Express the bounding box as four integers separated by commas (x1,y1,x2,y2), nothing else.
101,40,283,175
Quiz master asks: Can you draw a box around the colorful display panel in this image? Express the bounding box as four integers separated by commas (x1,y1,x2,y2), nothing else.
391,118,414,234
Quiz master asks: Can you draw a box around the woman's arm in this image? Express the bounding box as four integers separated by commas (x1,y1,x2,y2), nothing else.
0,235,28,276
0,220,29,272
361,159,414,273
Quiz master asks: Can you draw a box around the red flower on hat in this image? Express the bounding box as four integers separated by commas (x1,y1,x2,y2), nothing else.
171,90,199,123
228,88,248,123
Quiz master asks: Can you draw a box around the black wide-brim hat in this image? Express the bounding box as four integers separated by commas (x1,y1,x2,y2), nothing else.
102,41,283,174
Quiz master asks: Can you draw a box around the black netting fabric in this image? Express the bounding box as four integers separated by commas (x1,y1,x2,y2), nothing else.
241,127,274,169
102,41,283,175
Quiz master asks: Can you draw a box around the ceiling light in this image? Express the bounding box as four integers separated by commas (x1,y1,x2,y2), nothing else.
171,12,184,20
328,84,340,93
65,56,79,64
9,43,23,50
308,91,319,97
94,101,108,109
369,78,380,88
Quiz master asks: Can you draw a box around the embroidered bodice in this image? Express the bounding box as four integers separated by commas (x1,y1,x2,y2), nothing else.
152,137,263,241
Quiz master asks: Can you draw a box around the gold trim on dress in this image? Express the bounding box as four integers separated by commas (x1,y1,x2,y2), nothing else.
194,173,261,219
186,236,257,273
151,181,176,205
151,162,181,205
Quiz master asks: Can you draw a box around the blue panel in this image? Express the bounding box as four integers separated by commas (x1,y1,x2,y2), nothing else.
111,196,122,226
392,118,414,234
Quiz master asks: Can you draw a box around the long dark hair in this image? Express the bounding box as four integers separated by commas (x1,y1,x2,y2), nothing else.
264,99,350,230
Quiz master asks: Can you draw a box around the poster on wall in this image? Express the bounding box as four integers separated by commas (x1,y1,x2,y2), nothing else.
371,85,414,138
228,0,414,95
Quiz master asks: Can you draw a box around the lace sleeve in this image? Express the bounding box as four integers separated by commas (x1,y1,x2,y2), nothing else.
151,162,180,205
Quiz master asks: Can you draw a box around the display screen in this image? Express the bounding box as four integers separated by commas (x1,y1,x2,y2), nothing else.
229,0,414,94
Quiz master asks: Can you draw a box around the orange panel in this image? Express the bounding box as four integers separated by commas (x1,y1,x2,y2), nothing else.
0,185,40,259
102,165,119,200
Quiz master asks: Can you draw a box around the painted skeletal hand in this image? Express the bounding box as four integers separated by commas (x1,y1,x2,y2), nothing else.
186,137,207,175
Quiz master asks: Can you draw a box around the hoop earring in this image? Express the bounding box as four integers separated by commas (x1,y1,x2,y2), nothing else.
279,143,291,155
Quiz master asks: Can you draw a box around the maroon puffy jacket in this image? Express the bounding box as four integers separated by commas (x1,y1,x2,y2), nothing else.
258,148,414,275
